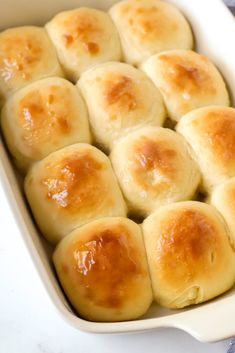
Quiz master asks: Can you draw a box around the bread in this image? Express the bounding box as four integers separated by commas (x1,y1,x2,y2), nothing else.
53,217,153,321
2,3,233,322
1,77,91,172
109,0,193,66
0,26,63,100
24,144,127,244
177,106,235,192
210,177,235,250
142,50,229,121
46,8,122,82
142,201,235,309
78,62,165,151
110,126,200,217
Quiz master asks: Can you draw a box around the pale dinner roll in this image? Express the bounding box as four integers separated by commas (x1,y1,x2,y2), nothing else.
24,144,127,244
142,201,235,309
109,0,193,66
46,8,122,82
177,106,235,192
210,177,235,250
53,217,153,321
1,77,91,172
78,62,165,151
110,126,200,217
142,50,229,121
0,26,63,100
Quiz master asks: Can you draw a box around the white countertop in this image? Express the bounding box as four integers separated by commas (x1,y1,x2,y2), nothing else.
0,173,231,353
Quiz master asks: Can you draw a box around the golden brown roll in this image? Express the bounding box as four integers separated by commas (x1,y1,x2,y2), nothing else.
142,50,229,121
77,62,165,151
24,144,127,244
109,0,193,66
210,177,235,249
0,26,63,100
177,106,235,192
53,217,153,321
142,201,235,309
110,126,200,217
1,77,91,172
46,8,122,82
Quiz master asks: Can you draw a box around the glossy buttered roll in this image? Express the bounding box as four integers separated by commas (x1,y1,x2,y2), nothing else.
109,0,193,66
53,217,153,321
78,62,165,151
110,127,200,217
142,201,235,309
1,77,91,172
142,50,229,121
46,8,122,82
177,106,235,192
0,26,63,100
24,144,127,245
210,177,235,249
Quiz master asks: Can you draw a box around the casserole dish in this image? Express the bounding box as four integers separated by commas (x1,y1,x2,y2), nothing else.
0,0,235,342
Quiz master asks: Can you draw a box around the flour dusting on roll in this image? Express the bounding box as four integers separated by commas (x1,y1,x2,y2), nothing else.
46,8,122,82
110,126,200,217
24,144,127,244
142,50,229,121
78,62,165,151
53,217,153,321
142,201,235,308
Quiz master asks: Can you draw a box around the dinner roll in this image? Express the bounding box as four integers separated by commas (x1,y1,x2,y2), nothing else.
177,106,235,192
24,144,127,244
142,50,229,121
142,201,235,309
210,177,235,249
1,77,91,172
0,26,63,100
46,8,122,82
109,0,193,66
110,126,200,217
53,217,153,321
78,62,165,151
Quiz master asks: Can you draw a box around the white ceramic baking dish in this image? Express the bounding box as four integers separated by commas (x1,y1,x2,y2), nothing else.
1,0,235,343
